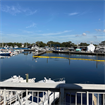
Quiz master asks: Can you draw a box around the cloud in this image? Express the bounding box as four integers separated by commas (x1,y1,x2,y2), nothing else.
38,30,72,36
27,10,37,15
69,12,78,16
99,19,101,21
26,23,36,28
98,29,101,31
6,33,26,37
1,4,37,15
75,35,80,37
103,29,105,32
94,36,97,39
95,29,101,32
23,30,33,33
82,33,86,36
85,31,90,33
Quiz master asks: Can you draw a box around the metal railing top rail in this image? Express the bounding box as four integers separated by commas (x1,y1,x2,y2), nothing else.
0,82,105,91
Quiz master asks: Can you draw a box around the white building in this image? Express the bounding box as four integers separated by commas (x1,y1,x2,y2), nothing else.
87,44,95,53
21,44,24,48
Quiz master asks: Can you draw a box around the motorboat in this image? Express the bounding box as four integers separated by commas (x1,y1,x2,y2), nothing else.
0,49,11,56
14,45,18,49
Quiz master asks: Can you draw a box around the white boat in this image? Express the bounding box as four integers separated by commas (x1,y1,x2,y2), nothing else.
0,49,11,56
14,45,18,49
4,45,9,49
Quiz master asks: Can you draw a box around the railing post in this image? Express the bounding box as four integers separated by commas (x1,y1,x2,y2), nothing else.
59,87,64,105
3,89,6,105
75,92,77,105
92,93,93,105
26,89,28,105
86,91,89,105
17,92,22,105
81,93,82,105
103,94,105,105
53,92,55,105
37,92,39,104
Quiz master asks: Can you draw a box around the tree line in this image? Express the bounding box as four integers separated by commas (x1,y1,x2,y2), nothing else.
0,41,104,47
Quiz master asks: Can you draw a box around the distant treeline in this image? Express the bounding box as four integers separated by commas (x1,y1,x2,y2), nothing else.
0,40,104,47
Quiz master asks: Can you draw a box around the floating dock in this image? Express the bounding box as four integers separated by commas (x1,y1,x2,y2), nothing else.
33,56,105,62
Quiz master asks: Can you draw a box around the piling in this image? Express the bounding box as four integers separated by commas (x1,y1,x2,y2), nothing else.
25,74,29,83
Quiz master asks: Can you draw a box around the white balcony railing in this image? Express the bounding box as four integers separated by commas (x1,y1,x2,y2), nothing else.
0,82,105,105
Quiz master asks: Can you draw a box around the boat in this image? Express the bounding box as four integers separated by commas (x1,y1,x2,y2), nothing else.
14,45,18,49
4,45,9,49
0,49,11,56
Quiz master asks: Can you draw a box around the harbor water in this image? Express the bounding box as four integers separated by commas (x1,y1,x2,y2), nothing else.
0,52,105,84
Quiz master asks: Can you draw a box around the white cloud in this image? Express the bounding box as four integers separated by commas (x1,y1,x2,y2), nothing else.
1,4,37,15
69,12,78,16
82,33,86,36
94,36,97,39
26,23,36,28
6,33,26,37
27,10,37,15
75,35,80,37
23,30,33,33
98,29,101,31
103,29,105,32
38,30,72,36
85,31,90,33
95,29,102,32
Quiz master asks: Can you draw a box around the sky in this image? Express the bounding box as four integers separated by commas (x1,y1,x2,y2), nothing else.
0,0,105,44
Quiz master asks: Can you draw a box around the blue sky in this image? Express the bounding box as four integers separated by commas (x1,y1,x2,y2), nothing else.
0,0,105,44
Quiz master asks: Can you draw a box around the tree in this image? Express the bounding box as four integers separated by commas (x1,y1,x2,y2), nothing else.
99,41,105,46
61,41,76,47
36,41,47,47
47,41,61,47
79,43,89,46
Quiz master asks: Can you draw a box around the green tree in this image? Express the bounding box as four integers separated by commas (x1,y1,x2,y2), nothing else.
99,41,105,46
79,43,89,46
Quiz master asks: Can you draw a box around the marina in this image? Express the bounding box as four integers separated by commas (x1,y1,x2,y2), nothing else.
1,0,104,104
0,47,105,105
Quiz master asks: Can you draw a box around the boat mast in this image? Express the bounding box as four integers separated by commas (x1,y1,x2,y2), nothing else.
2,39,3,48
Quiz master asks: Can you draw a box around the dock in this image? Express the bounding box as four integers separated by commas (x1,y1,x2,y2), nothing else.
24,49,35,51
33,56,105,62
33,51,46,56
53,50,105,56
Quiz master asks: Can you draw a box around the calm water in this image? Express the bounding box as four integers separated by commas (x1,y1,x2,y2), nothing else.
0,52,105,84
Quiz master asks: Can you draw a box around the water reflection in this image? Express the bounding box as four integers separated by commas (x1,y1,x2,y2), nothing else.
0,56,10,59
0,52,105,84
33,52,105,68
